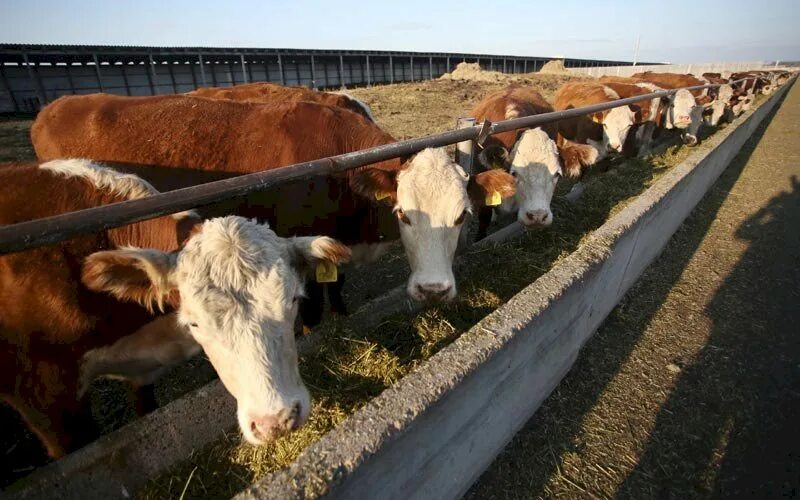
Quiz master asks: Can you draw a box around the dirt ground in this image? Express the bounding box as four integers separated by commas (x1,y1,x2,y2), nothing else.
467,83,800,498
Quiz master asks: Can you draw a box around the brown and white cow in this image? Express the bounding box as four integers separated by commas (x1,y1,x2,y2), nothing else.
0,159,350,456
187,82,375,122
631,72,717,144
554,81,637,163
469,86,598,234
596,80,668,156
32,94,515,308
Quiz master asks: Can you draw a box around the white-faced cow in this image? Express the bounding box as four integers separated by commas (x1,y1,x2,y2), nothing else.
0,159,349,456
469,86,597,237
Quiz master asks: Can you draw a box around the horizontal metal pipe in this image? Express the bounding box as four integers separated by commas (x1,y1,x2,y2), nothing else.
0,78,759,255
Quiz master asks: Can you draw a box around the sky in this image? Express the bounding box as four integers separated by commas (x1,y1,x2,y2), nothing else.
1,0,798,64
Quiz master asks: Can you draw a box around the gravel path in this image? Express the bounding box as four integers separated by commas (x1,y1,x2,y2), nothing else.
467,83,800,499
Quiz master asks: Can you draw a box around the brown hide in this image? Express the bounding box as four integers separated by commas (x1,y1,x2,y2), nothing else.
0,161,194,458
31,94,402,246
188,82,373,120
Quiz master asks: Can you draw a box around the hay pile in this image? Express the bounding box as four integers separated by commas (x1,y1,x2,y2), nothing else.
538,59,572,75
439,62,511,83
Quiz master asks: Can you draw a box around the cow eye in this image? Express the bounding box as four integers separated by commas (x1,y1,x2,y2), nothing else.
396,208,411,225
188,322,198,328
455,209,468,225
510,170,518,178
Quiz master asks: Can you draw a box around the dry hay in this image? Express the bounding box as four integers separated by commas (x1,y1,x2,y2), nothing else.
439,62,512,83
539,59,572,75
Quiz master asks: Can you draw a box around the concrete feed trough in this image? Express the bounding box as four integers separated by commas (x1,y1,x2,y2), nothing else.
7,78,793,499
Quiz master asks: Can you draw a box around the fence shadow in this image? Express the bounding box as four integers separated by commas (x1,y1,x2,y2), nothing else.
465,93,786,499
615,173,800,499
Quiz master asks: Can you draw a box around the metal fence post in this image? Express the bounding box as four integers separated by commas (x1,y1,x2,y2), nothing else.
278,54,285,85
454,117,476,175
366,55,371,87
446,56,450,72
503,58,507,73
22,56,48,107
429,56,433,80
239,53,248,84
0,64,20,112
410,55,414,81
339,54,345,88
119,62,132,95
389,55,394,84
310,55,317,89
148,54,158,94
198,54,207,86
91,52,105,93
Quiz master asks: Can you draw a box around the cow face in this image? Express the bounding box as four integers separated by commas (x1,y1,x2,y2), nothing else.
350,148,515,303
601,105,636,153
82,217,351,445
708,85,734,126
502,128,562,227
665,89,696,130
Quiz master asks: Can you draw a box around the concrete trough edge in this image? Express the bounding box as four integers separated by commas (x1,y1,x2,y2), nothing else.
7,80,790,499
235,80,794,500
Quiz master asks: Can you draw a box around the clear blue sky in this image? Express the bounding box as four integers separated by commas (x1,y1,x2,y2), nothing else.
1,0,798,63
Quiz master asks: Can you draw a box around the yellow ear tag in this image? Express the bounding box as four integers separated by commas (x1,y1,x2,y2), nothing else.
375,191,390,201
315,261,338,283
485,191,502,206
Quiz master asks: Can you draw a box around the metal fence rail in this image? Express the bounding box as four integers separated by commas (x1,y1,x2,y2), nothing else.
0,44,662,113
0,79,756,255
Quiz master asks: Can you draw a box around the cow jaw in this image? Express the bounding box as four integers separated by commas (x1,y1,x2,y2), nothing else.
505,128,561,227
395,148,470,303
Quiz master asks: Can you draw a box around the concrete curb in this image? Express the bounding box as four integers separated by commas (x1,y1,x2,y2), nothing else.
236,79,794,500
8,80,791,500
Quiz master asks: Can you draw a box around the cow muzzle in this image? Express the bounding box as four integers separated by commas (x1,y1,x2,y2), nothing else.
520,209,553,227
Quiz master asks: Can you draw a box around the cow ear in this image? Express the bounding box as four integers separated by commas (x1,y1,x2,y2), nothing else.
350,167,398,204
628,105,642,121
82,249,177,312
477,145,510,171
590,112,604,124
468,170,516,208
290,236,351,277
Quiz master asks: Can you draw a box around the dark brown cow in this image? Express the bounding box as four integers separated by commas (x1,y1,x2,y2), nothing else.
188,82,375,121
1,159,349,456
32,93,515,319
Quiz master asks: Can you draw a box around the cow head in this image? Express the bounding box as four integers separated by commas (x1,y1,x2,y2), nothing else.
499,128,562,227
596,105,636,153
708,85,734,126
82,217,351,445
665,89,696,130
350,148,515,303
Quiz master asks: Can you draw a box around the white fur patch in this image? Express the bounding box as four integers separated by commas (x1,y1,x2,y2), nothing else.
41,158,198,220
504,128,560,226
395,148,470,302
505,103,522,119
602,86,621,101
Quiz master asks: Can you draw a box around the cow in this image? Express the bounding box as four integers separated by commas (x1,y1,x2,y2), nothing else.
469,86,598,236
31,94,516,318
631,72,718,145
595,80,667,156
0,159,350,457
553,81,637,164
188,82,375,122
730,71,772,96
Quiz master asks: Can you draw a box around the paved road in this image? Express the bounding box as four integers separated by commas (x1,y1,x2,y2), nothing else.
467,83,800,499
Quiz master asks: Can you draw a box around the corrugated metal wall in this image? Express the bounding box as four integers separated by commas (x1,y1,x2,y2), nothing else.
0,45,656,113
